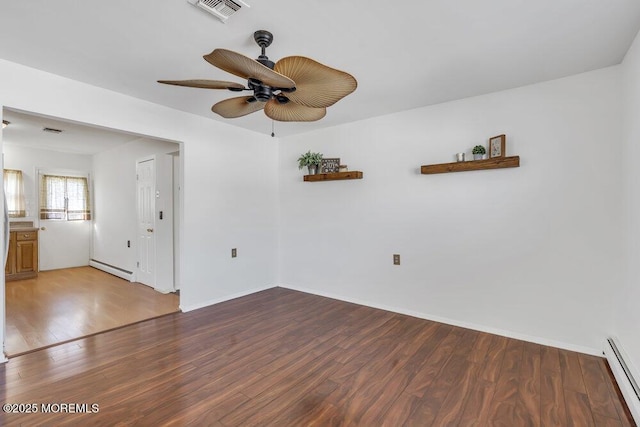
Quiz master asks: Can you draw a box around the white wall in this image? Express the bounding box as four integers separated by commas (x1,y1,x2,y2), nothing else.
0,54,631,363
0,56,280,361
279,67,624,354
3,144,93,269
618,29,640,384
92,137,179,276
3,144,92,221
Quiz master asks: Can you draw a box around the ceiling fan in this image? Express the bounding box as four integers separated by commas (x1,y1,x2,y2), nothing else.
158,30,357,122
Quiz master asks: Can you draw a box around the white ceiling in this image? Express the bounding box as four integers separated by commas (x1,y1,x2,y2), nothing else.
1,0,640,138
2,109,139,155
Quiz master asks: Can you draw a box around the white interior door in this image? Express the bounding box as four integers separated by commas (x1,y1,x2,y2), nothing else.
136,158,155,288
37,170,92,271
38,221,92,270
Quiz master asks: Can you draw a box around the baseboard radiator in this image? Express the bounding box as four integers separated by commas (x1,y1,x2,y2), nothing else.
89,259,135,282
605,337,640,423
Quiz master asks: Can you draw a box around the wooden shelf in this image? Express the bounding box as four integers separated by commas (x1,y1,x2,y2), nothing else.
421,156,520,175
303,171,363,182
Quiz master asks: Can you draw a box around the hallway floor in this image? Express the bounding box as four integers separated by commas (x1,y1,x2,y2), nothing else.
5,266,179,356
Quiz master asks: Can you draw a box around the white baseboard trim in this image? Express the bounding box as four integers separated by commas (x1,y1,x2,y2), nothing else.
153,287,174,294
89,259,135,282
180,284,275,313
278,284,602,357
604,337,640,424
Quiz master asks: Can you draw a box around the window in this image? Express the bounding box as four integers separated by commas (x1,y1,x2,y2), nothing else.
3,169,26,217
40,174,91,221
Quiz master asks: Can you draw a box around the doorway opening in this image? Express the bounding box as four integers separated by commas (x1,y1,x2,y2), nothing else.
2,108,183,356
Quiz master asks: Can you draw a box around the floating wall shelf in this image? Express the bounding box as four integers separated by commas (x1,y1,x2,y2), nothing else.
303,171,363,182
421,156,520,175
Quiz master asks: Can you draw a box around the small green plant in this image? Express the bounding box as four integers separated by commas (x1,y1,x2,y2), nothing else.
297,151,323,169
472,145,486,155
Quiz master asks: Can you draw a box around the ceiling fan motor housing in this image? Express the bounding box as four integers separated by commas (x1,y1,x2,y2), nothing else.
248,78,273,101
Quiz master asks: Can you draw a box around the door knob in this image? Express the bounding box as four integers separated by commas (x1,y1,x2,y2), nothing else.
147,228,154,233
40,227,46,231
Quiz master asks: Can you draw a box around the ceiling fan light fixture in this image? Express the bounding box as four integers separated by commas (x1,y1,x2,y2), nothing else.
187,0,250,23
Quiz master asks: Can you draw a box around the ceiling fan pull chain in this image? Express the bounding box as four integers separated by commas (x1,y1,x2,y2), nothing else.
271,120,275,137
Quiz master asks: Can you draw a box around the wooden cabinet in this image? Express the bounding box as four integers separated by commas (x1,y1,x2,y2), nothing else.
6,229,38,281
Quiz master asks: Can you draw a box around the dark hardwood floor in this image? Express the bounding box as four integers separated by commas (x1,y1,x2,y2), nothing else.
0,287,635,426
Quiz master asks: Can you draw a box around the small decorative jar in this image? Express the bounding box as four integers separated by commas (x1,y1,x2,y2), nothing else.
338,165,348,172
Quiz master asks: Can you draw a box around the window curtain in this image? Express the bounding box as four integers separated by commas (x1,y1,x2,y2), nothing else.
66,177,91,220
3,169,26,217
40,174,91,221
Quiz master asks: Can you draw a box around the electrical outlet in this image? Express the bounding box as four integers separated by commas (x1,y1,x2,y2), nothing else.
393,254,400,265
232,248,237,258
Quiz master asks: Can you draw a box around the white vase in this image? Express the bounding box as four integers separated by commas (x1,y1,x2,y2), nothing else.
473,154,484,160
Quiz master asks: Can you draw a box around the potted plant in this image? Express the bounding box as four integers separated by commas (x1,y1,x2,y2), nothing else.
297,151,323,175
472,145,486,160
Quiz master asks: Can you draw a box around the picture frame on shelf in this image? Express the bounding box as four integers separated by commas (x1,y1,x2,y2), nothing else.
489,134,506,158
320,158,340,173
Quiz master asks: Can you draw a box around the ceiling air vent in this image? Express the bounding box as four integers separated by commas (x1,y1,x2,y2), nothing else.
187,0,250,23
42,127,63,134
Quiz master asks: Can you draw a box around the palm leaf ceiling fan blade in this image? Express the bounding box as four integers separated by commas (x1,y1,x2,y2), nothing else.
264,99,326,122
212,96,265,118
157,79,245,90
274,56,357,108
158,31,356,125
204,49,295,89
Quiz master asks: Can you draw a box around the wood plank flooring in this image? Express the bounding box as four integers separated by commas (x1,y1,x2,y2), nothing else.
5,266,180,356
0,287,635,426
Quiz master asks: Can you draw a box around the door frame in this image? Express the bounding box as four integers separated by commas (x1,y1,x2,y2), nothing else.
0,105,185,361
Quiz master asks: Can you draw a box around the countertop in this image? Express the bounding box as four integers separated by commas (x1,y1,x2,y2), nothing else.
9,221,38,232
